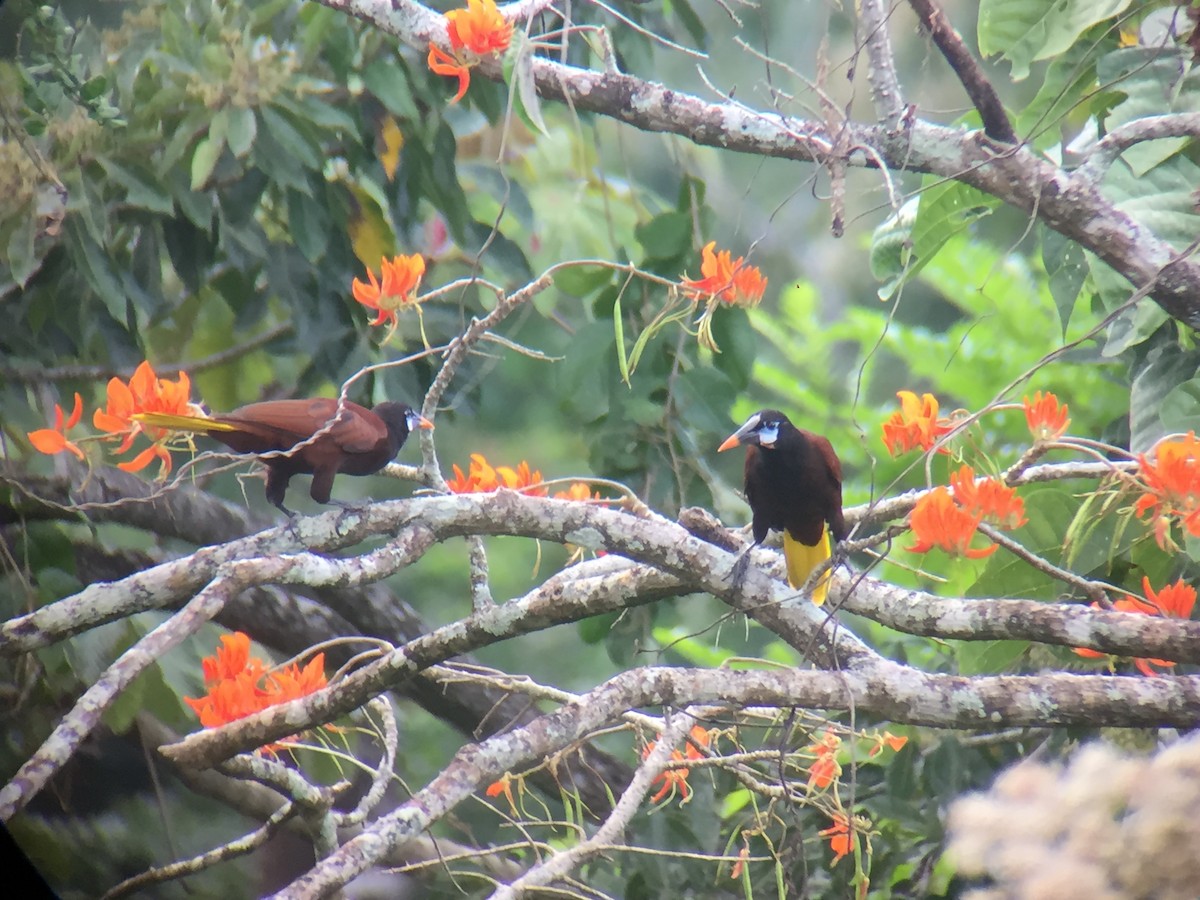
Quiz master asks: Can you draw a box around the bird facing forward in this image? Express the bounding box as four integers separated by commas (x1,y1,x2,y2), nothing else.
134,399,432,515
718,409,846,604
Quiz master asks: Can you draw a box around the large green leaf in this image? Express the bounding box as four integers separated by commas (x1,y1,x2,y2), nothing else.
1098,47,1200,176
978,0,1131,80
1128,334,1200,452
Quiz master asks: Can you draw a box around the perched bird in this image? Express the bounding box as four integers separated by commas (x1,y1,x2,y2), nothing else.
718,409,846,604
134,399,433,515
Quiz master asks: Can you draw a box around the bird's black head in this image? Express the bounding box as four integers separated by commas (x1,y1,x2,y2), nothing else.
372,402,434,451
718,409,794,452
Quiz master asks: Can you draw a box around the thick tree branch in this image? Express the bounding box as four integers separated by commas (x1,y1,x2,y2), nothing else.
268,665,1200,898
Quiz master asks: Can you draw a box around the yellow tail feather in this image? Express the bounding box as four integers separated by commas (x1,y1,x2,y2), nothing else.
131,412,238,433
783,528,832,606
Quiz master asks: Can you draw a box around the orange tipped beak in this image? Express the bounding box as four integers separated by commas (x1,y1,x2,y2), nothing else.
717,433,741,453
417,415,435,430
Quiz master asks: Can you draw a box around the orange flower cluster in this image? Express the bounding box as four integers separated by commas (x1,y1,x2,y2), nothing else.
1134,432,1200,548
1023,391,1070,442
949,465,1027,529
805,729,842,790
881,391,953,456
908,487,996,559
27,360,200,475
352,253,426,329
643,724,711,804
427,0,513,104
1075,577,1197,677
446,453,547,495
681,241,768,308
184,632,328,752
820,814,856,865
908,466,1025,558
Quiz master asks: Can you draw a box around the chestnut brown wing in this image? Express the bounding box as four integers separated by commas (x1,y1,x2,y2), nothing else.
219,399,386,453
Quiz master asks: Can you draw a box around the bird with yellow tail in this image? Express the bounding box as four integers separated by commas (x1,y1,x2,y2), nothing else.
718,410,846,605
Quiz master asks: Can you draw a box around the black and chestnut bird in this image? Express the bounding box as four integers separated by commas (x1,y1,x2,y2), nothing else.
133,399,433,515
718,410,846,605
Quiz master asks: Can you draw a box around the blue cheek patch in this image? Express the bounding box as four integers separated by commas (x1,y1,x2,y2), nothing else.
758,424,779,447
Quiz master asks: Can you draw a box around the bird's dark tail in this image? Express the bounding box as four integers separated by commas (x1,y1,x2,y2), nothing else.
132,412,238,433
784,528,831,605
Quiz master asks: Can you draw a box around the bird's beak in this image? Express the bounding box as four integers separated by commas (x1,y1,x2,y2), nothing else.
417,415,435,430
717,431,742,452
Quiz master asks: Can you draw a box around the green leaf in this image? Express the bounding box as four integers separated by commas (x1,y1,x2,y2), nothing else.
507,32,549,137
635,211,691,261
978,0,1131,80
613,291,631,386
912,181,997,261
260,103,323,172
361,57,420,121
1129,336,1200,452
287,186,331,263
79,74,107,101
98,157,174,216
226,106,257,158
190,135,223,191
552,264,614,297
1098,47,1200,176
870,198,918,300
6,212,38,287
1015,41,1100,142
1040,225,1086,338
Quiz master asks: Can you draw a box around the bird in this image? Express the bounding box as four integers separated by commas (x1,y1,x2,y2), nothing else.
133,399,433,515
718,409,846,605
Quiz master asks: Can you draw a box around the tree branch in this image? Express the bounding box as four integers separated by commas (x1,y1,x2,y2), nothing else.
906,0,1016,143
267,665,1200,897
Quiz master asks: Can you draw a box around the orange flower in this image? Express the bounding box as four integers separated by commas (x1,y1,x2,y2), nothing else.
446,453,547,495
201,632,264,684
819,814,856,865
264,654,328,703
184,632,328,752
681,241,767,307
868,731,908,757
28,393,85,460
1074,577,1197,676
1134,432,1200,547
881,390,953,456
805,729,842,790
352,253,426,328
949,465,1027,529
92,361,199,475
643,724,710,804
907,486,996,558
427,46,470,103
447,0,512,55
1024,391,1070,443
554,482,600,501
427,0,512,104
